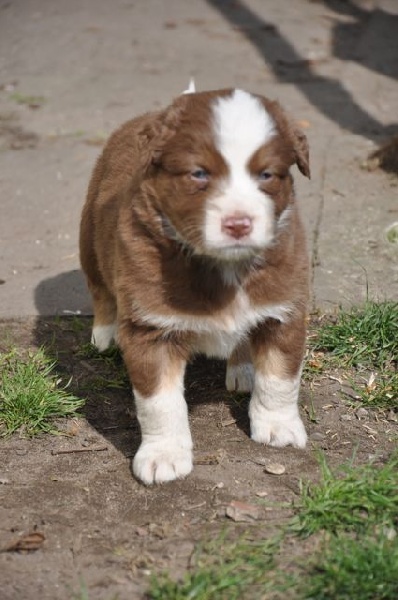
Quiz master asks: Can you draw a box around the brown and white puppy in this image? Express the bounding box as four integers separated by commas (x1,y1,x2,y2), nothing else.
80,87,310,485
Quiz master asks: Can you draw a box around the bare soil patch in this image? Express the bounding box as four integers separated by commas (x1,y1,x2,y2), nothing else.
0,317,396,600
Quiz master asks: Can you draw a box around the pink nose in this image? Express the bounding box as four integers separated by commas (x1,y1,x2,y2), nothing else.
222,214,253,240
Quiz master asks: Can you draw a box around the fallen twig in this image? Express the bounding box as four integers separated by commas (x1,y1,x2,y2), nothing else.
51,445,109,455
1,531,45,553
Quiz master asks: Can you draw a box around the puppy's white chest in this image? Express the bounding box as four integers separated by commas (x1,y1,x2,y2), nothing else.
135,290,292,359
195,292,292,358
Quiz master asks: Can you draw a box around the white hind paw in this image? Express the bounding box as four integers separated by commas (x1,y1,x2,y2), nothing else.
91,323,117,352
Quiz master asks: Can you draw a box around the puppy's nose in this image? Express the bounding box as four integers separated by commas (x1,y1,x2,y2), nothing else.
222,214,253,240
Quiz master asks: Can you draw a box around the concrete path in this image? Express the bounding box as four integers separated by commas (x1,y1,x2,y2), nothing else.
0,0,397,318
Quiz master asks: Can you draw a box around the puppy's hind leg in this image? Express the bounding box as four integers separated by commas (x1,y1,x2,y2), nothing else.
226,341,254,393
90,284,117,352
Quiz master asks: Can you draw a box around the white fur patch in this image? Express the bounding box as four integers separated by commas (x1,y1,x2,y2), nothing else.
133,293,293,359
213,89,275,161
225,362,254,392
203,90,276,258
249,371,307,448
91,323,117,352
132,374,193,485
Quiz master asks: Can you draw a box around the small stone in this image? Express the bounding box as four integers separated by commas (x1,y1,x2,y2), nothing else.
387,410,397,422
226,500,263,522
15,449,28,456
356,407,369,420
310,432,325,441
212,482,224,490
340,414,353,421
264,462,286,475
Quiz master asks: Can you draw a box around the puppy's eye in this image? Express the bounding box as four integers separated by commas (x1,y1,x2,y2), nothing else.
191,168,209,181
258,170,272,181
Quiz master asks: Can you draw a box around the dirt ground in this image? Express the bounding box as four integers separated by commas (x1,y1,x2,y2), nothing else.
0,316,397,600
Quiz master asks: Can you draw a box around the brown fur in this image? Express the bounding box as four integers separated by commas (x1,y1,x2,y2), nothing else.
80,89,310,399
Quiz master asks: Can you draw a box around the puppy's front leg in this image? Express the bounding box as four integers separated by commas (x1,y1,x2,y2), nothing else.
249,316,307,449
118,323,192,485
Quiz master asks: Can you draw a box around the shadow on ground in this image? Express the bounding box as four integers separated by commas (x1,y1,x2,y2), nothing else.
34,269,92,317
206,0,398,144
32,306,252,467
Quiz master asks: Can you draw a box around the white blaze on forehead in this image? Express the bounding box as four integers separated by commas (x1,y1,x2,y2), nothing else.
212,89,275,166
203,89,277,258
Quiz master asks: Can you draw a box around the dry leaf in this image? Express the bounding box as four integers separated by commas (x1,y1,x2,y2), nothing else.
225,500,263,522
366,372,377,392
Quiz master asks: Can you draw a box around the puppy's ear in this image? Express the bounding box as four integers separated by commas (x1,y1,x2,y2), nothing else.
259,97,310,179
292,126,310,179
138,96,188,170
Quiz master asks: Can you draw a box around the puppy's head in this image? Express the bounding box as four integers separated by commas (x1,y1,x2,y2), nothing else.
142,89,310,262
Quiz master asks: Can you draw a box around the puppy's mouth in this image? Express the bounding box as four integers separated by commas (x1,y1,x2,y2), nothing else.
160,213,264,262
203,241,264,262
159,211,264,262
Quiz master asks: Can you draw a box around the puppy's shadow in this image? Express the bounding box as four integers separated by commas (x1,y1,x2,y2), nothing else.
33,270,139,457
34,269,92,317
33,272,250,459
186,357,251,438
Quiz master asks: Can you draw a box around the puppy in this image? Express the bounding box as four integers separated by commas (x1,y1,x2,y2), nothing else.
80,87,310,485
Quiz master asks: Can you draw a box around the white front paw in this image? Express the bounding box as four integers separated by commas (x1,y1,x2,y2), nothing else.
225,362,254,392
249,405,307,449
133,439,193,485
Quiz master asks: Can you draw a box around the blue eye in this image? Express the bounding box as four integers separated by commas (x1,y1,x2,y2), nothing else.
258,170,272,181
191,168,209,181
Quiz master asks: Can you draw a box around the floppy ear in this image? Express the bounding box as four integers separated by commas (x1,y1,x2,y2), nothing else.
137,95,189,170
258,97,310,179
292,126,310,179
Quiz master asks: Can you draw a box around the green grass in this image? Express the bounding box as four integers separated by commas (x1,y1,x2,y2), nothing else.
353,370,398,408
149,533,282,600
147,451,398,600
0,348,84,436
309,301,397,409
313,301,397,369
299,528,398,600
291,452,398,537
292,451,398,598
